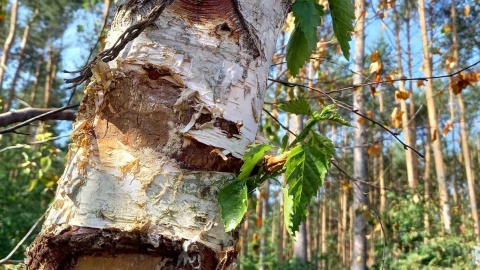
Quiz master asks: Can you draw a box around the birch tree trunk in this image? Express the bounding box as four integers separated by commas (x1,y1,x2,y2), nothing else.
0,0,19,95
26,1,290,269
351,0,367,268
417,0,451,232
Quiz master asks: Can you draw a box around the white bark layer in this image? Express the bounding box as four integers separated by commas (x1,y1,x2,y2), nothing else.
39,0,290,261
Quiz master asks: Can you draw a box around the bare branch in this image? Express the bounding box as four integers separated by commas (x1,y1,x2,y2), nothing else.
0,107,77,127
0,104,79,134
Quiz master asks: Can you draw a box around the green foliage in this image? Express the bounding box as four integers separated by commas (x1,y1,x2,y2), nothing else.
287,0,324,76
284,143,328,234
317,104,353,127
327,0,355,60
277,96,312,116
238,144,274,180
286,0,355,75
0,136,65,261
370,189,477,269
219,180,248,232
220,104,350,235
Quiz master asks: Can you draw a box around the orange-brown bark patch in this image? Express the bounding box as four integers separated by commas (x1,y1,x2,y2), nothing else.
94,72,180,151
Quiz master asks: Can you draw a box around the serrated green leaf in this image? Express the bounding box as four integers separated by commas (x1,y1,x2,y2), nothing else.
309,133,335,159
287,0,324,76
284,143,328,234
328,0,355,60
318,104,352,126
219,180,248,232
277,97,312,116
282,188,306,235
238,144,274,180
286,27,317,77
292,1,324,39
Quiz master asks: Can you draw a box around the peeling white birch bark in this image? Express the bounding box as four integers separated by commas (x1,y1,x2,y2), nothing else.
37,0,290,262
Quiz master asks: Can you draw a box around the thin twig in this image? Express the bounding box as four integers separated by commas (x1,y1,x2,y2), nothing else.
262,108,296,136
64,1,174,89
0,213,45,265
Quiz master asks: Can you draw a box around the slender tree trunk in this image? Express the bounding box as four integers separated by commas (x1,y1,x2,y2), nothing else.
43,47,54,108
451,0,480,244
29,59,43,106
405,0,418,182
424,134,431,235
351,0,367,268
417,0,451,232
4,7,39,112
393,3,417,189
97,0,112,50
26,1,290,269
0,0,19,95
259,182,269,270
321,193,327,268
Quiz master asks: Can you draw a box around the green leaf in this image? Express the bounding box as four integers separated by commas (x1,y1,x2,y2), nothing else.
40,156,52,172
286,27,317,77
238,144,274,180
28,179,39,192
287,0,325,76
309,133,335,159
292,1,324,39
277,96,312,116
284,143,328,234
219,180,248,232
318,104,352,126
328,0,355,60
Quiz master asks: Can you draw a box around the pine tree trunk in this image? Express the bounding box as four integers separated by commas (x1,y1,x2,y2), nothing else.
26,1,290,269
417,0,451,232
0,0,19,96
449,0,480,245
4,7,39,112
320,194,327,268
259,182,269,270
351,0,367,268
424,134,431,235
393,3,417,189
405,0,418,183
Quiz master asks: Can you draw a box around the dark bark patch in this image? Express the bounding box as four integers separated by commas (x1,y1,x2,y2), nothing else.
172,139,243,173
95,73,179,151
25,226,237,270
213,117,240,139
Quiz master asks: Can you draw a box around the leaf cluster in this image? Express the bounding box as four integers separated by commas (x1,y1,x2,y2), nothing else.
219,100,351,235
287,0,355,76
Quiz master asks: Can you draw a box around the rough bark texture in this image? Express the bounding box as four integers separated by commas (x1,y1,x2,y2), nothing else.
351,0,367,268
26,1,290,269
418,0,451,231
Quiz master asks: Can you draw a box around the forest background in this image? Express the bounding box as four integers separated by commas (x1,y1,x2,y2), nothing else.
0,0,479,269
